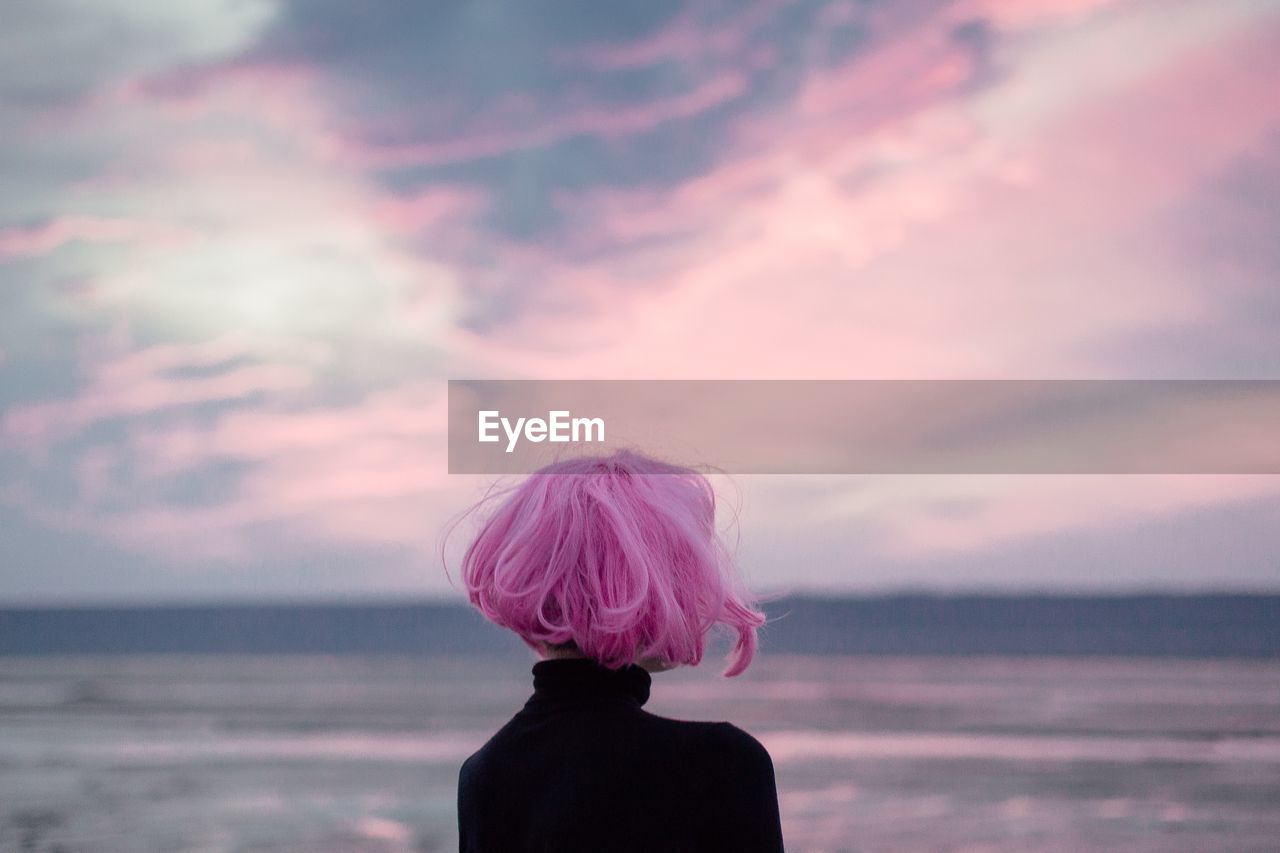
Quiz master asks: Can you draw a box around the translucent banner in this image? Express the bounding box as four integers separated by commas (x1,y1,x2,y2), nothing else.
447,380,1280,474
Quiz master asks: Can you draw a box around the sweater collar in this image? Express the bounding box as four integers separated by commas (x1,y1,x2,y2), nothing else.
526,657,652,709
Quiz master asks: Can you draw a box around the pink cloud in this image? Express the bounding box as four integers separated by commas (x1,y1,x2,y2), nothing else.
557,6,708,71
334,71,750,169
112,385,450,560
7,0,1278,591
428,3,1280,578
870,475,1280,560
451,5,1280,383
368,186,488,235
954,0,1130,30
793,15,982,125
120,59,324,128
0,216,197,260
559,0,781,71
4,380,454,564
129,386,445,477
2,339,314,450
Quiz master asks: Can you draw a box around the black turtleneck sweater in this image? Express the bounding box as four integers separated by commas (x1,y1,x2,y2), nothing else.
457,658,785,852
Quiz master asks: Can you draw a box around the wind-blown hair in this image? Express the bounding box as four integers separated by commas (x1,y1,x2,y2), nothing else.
456,450,765,676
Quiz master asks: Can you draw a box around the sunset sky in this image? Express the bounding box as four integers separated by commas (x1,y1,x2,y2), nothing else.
2,0,1278,602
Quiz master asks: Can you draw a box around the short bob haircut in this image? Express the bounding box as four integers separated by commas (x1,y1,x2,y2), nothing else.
455,450,766,676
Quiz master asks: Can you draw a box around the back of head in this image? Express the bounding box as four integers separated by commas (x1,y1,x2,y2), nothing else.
457,450,765,676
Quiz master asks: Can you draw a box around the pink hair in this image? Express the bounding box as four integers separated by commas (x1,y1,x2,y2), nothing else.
455,451,765,676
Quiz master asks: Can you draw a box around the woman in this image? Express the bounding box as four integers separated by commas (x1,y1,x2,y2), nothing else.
454,450,785,853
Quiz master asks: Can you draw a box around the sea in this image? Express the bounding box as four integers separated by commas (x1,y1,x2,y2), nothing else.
1,652,1277,852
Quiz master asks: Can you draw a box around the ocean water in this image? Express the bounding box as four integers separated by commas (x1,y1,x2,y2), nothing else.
0,654,1276,852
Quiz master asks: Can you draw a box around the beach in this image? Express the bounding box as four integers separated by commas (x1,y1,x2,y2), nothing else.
2,654,1277,852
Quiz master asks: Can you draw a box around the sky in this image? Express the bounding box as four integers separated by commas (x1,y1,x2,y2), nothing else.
1,0,1278,603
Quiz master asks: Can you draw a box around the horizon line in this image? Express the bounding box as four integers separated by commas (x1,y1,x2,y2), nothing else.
2,586,1278,610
